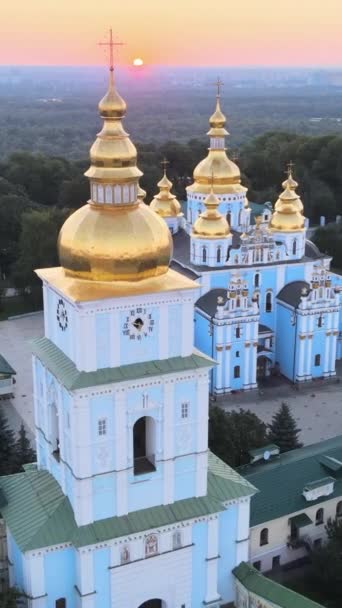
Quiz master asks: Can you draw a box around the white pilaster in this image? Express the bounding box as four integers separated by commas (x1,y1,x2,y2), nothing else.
236,500,250,564
110,312,121,367
163,383,174,504
205,518,220,604
77,549,95,607
115,392,128,516
159,304,169,359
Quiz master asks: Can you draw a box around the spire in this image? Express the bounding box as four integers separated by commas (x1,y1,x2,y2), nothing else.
269,168,305,232
150,159,182,218
281,162,303,213
97,29,126,119
208,77,229,137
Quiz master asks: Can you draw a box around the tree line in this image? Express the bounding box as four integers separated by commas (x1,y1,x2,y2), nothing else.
0,131,342,296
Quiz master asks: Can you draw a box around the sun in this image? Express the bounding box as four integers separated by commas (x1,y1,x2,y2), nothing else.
133,58,144,67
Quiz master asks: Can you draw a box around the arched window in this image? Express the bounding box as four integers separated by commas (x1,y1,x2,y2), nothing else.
236,327,241,339
336,502,342,518
315,354,321,367
260,528,269,546
265,292,272,313
236,297,241,308
50,403,60,462
254,273,260,288
56,600,66,608
133,416,156,475
292,239,297,255
316,508,324,525
202,247,207,263
172,530,182,550
217,247,222,263
234,365,240,379
145,534,158,557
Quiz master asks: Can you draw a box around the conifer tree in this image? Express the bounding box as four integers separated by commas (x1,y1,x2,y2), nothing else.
0,407,16,475
267,402,303,453
13,424,36,472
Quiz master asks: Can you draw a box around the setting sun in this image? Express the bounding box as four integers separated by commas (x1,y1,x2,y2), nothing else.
133,57,144,66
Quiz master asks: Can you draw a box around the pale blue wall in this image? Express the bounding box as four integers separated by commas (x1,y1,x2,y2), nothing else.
44,548,76,608
174,456,196,501
96,313,111,369
94,548,111,608
8,533,24,590
191,521,208,607
218,506,239,602
276,304,296,380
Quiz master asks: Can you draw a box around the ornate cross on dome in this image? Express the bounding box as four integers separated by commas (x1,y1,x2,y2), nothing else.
98,28,124,72
161,158,169,174
213,77,223,97
286,160,295,177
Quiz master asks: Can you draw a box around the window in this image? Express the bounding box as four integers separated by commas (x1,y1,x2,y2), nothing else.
265,292,272,313
317,315,323,328
272,555,280,569
254,273,260,288
260,528,269,546
172,530,182,550
133,416,156,475
202,247,207,263
236,327,241,339
98,418,107,436
121,545,130,564
56,600,66,608
292,239,297,255
145,533,158,557
336,501,342,518
316,508,324,525
253,561,261,571
234,365,240,379
315,354,321,367
181,402,189,419
236,351,240,358
314,538,322,549
217,247,221,263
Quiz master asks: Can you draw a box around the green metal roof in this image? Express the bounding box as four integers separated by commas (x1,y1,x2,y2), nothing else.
233,562,324,608
0,354,16,375
304,477,335,491
0,452,256,552
289,513,312,528
241,435,342,527
31,337,215,391
249,444,279,458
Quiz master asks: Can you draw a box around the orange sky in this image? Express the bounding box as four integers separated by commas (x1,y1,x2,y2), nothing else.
1,0,342,66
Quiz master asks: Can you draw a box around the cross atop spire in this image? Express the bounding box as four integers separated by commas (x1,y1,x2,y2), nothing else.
213,77,223,97
286,160,295,177
161,158,169,174
98,28,124,72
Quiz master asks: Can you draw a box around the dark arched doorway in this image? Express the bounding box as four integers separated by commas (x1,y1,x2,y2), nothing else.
133,416,156,475
138,600,163,608
257,355,272,380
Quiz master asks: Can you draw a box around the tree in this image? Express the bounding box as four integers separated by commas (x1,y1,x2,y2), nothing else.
0,408,16,475
11,207,69,289
0,194,36,278
267,402,303,453
0,587,24,608
13,424,36,472
209,406,268,468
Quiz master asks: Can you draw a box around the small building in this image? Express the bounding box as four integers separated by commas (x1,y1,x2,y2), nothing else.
0,355,16,398
241,436,342,573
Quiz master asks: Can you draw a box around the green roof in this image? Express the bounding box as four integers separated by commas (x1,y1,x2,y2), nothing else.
0,354,16,375
31,337,215,391
289,513,312,528
241,435,342,526
0,452,256,552
233,562,324,608
249,444,279,458
304,477,335,491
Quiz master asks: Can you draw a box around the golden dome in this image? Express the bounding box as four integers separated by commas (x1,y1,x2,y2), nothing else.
269,184,305,233
282,169,303,213
187,91,245,196
58,68,172,282
192,188,231,238
137,185,147,201
150,168,182,218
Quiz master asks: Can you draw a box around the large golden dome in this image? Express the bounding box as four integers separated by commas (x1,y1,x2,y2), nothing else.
192,188,231,238
58,68,172,282
269,184,305,232
150,169,182,218
187,93,245,195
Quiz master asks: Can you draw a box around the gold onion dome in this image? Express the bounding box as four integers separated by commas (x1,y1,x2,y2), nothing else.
58,68,172,282
269,182,305,232
137,185,147,201
192,187,231,238
188,93,245,195
150,168,182,218
282,169,303,213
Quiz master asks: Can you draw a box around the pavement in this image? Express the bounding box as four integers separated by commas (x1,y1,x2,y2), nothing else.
0,311,342,447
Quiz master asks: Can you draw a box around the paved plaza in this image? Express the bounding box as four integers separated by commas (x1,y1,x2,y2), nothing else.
0,311,342,447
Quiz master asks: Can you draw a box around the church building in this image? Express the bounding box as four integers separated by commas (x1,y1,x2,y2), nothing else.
0,60,256,608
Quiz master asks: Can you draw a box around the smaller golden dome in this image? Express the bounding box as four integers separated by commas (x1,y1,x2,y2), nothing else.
98,70,127,119
208,96,229,136
282,168,303,213
192,187,231,238
150,167,182,218
269,185,305,232
137,185,147,201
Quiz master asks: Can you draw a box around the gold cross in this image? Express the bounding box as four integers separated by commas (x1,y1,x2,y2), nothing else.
98,28,125,72
285,160,295,177
161,158,169,174
212,77,223,97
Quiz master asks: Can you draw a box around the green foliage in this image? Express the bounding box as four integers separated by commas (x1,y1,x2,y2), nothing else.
11,207,69,289
0,586,24,608
0,194,36,278
313,223,342,270
13,424,36,472
0,409,36,475
208,405,268,467
267,402,303,453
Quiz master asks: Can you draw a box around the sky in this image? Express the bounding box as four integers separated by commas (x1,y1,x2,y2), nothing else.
1,0,342,67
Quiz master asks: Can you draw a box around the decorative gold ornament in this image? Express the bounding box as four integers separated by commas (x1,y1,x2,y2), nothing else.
269,169,305,233
150,159,182,218
192,183,231,239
